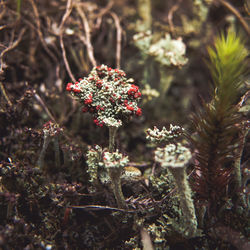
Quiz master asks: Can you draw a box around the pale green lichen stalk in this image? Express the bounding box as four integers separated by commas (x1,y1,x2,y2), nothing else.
37,121,63,170
86,146,129,208
103,150,129,208
155,143,198,238
86,145,104,186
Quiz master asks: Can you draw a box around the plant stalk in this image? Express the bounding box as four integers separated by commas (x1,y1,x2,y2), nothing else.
108,168,126,208
108,126,118,153
169,167,197,238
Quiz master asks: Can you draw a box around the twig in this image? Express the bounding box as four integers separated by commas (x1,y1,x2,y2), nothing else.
68,204,135,213
76,3,97,67
110,12,122,69
167,0,182,35
218,0,250,36
0,28,26,74
34,92,56,122
0,28,26,107
29,0,58,62
0,82,12,106
94,0,114,29
58,0,76,83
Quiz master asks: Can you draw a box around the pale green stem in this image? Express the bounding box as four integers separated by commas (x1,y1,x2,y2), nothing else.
53,137,60,168
108,126,118,153
37,133,50,169
159,67,174,98
233,128,248,207
108,126,125,208
108,168,126,208
169,166,197,238
137,0,152,30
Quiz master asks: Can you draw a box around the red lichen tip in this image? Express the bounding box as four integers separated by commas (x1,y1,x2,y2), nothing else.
66,83,73,91
136,108,142,116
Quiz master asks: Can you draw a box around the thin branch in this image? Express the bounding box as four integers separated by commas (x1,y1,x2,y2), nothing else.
34,92,56,122
0,28,26,74
0,82,12,106
218,0,250,36
58,0,76,82
167,0,182,35
59,0,73,31
29,0,58,62
94,0,114,29
110,12,122,69
69,204,135,213
75,3,97,67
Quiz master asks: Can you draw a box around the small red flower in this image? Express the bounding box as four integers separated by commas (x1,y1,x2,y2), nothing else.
136,108,142,116
73,88,81,93
126,105,134,111
84,94,93,104
85,98,92,105
93,119,103,127
134,92,141,98
66,83,73,91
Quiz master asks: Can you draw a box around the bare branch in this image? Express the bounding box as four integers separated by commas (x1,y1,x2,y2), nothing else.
76,3,97,67
110,12,122,69
0,82,12,106
29,0,58,62
94,0,114,29
167,0,182,35
0,28,26,74
58,0,76,82
218,0,250,36
34,91,56,122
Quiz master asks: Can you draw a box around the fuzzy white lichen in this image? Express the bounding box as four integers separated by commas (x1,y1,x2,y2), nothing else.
134,31,188,67
103,150,129,169
146,124,184,144
149,34,188,67
154,143,191,167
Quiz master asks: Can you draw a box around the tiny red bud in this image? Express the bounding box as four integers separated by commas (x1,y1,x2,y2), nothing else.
66,83,73,91
73,88,81,93
136,108,142,116
127,105,134,111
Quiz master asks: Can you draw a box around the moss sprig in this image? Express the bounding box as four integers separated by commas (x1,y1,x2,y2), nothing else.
191,31,249,215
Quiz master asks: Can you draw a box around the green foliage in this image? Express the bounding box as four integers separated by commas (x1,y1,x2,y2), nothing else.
207,31,248,106
191,31,248,214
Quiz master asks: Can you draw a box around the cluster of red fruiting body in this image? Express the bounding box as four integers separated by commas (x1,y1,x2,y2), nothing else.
43,120,63,136
66,82,81,93
127,84,141,99
66,65,142,127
